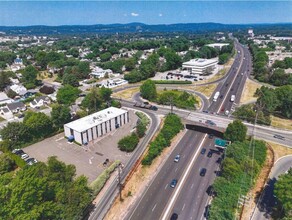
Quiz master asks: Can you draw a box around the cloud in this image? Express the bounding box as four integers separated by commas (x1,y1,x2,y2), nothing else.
159,13,163,17
131,12,139,17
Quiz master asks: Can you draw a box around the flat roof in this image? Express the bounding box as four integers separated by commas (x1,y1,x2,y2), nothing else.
206,43,229,47
64,107,128,133
183,58,218,67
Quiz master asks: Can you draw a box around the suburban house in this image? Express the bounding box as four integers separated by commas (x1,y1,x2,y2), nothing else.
6,102,26,114
0,92,13,105
90,67,113,78
9,84,27,96
30,96,51,108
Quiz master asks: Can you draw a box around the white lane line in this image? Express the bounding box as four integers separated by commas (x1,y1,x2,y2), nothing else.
182,203,186,211
175,168,178,173
216,45,245,114
165,184,168,190
191,183,194,189
161,134,208,220
152,203,157,212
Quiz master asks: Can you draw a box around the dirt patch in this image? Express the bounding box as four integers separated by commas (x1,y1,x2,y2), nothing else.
104,129,187,220
267,141,292,162
184,83,218,98
112,88,140,100
240,143,275,220
271,115,292,131
240,78,262,104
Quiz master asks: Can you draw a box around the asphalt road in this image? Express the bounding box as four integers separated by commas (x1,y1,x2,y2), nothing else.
127,130,217,220
88,106,160,220
126,40,251,220
251,156,292,220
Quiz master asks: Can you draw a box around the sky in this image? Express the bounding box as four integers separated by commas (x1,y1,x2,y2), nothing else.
0,1,291,26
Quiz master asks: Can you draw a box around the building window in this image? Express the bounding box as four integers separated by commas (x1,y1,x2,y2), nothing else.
105,122,108,133
91,128,94,140
81,132,84,144
70,128,74,136
100,124,103,135
86,130,89,142
96,125,98,137
115,117,118,124
120,115,122,125
109,120,112,131
127,112,129,122
123,113,126,124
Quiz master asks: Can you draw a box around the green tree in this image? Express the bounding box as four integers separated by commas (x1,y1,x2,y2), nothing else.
24,112,53,138
256,86,279,114
22,65,38,87
57,85,81,105
274,168,292,218
125,58,136,71
118,133,139,152
0,122,31,148
140,80,157,101
100,52,112,62
218,53,230,64
51,104,71,128
164,51,182,70
0,71,11,91
81,87,102,113
62,73,79,87
224,120,247,142
0,154,16,175
99,87,112,102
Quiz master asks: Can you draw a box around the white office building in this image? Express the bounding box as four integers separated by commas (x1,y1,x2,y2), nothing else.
64,107,129,145
206,43,229,50
182,58,218,75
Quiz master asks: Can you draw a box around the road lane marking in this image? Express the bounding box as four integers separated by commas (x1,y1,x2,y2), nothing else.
175,168,178,173
161,134,208,220
191,183,194,189
182,203,186,211
152,203,157,212
165,184,168,190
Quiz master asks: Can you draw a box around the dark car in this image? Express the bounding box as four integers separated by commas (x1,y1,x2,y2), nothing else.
217,157,222,164
18,114,25,118
201,148,206,155
273,134,285,140
200,168,207,176
206,185,214,196
219,95,223,99
170,179,178,188
170,213,178,220
208,134,214,139
207,151,213,158
78,93,86,97
204,205,211,218
13,149,24,155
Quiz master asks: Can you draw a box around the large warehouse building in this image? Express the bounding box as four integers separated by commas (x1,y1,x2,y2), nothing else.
182,58,218,75
64,107,129,145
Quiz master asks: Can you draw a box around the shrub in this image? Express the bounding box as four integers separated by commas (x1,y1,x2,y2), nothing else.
39,85,55,94
7,153,26,168
90,160,120,196
142,114,183,165
118,133,139,152
136,122,147,138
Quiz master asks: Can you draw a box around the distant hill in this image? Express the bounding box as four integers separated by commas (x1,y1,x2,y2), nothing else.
0,22,291,35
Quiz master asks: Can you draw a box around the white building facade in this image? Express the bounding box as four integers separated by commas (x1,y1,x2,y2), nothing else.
182,58,218,75
64,107,129,145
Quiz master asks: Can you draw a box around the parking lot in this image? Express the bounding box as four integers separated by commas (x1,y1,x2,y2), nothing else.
152,66,223,82
24,109,139,182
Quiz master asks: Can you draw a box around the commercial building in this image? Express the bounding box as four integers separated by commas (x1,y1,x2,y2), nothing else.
182,58,218,75
64,107,129,145
206,43,229,50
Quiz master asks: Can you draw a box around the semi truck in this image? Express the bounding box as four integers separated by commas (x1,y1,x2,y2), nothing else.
213,91,220,102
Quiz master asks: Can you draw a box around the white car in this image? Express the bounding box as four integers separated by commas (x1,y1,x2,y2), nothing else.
174,154,180,162
21,154,29,160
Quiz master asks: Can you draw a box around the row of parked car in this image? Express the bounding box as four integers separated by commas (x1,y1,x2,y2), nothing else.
12,149,38,165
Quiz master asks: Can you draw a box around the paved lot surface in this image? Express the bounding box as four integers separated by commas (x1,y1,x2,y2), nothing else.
24,109,138,183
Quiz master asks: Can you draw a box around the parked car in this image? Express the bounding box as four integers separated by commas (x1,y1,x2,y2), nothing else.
21,154,29,160
13,149,24,155
207,151,213,158
273,134,285,140
26,158,38,165
208,134,214,139
170,179,178,188
201,148,206,155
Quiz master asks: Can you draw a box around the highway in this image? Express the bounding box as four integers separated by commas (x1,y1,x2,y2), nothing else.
126,40,252,220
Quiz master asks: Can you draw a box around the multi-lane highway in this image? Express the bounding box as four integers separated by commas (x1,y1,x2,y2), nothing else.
125,40,251,220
